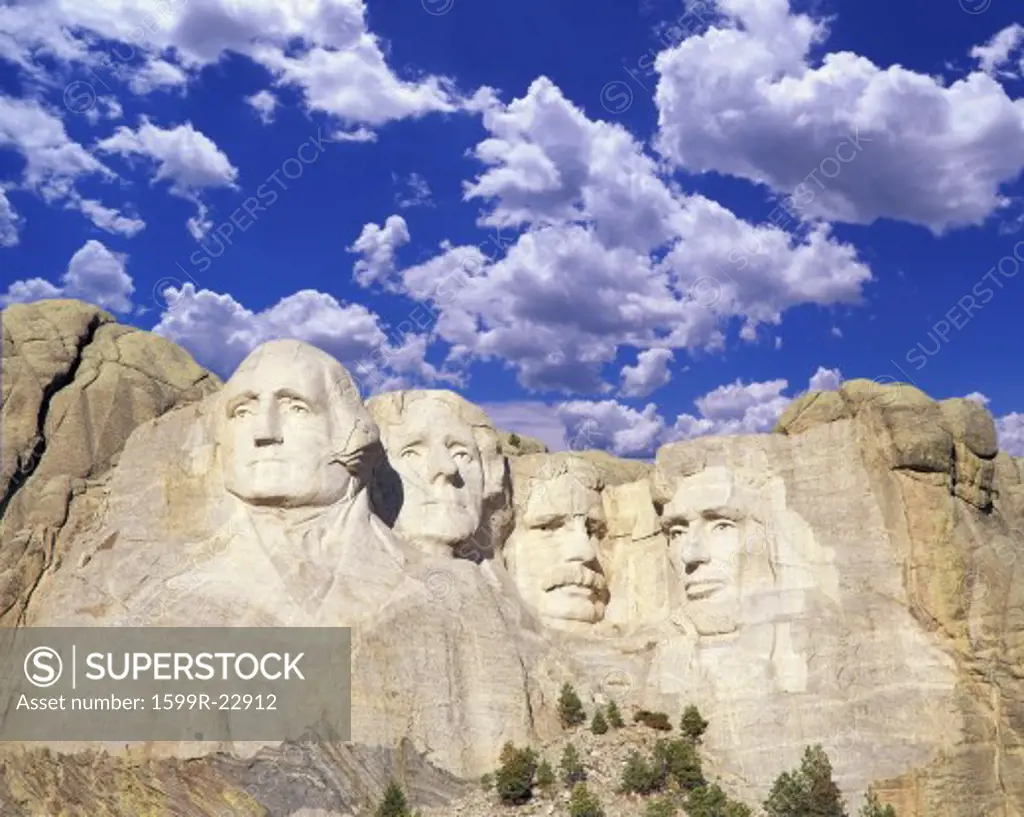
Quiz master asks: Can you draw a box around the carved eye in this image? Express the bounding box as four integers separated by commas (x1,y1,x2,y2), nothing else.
231,405,253,419
666,521,688,539
400,448,421,459
288,402,309,414
709,519,735,533
451,448,473,462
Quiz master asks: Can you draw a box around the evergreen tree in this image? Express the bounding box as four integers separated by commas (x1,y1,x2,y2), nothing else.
375,780,411,817
591,708,609,735
494,742,538,805
859,789,897,817
479,772,493,792
561,742,587,786
687,782,752,817
508,432,522,447
536,758,556,791
605,699,625,729
680,704,710,747
620,749,667,795
654,738,705,791
763,744,846,817
568,782,606,817
558,682,587,727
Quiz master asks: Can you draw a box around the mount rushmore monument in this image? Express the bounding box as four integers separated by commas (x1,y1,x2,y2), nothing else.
2,298,1024,816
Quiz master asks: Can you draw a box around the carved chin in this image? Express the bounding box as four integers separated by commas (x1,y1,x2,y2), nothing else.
687,603,739,636
540,589,605,627
398,505,480,547
226,461,348,505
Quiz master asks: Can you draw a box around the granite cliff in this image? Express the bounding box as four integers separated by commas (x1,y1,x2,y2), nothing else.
2,298,1022,817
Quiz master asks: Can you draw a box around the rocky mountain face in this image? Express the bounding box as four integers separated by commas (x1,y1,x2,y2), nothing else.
2,298,1023,817
1,300,219,627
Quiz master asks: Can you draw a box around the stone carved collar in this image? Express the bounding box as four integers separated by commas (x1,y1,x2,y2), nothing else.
226,488,408,618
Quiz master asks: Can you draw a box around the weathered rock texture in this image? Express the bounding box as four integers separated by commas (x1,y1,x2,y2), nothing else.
4,302,1024,817
768,379,1024,816
0,300,219,627
0,739,466,817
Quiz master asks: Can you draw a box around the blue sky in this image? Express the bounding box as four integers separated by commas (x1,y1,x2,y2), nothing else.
2,0,1023,457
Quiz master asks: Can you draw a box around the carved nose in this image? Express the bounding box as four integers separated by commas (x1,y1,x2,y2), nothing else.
561,518,598,565
427,445,458,482
253,403,283,446
679,535,709,574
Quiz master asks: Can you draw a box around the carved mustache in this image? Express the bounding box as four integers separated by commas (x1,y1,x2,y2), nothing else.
543,564,607,595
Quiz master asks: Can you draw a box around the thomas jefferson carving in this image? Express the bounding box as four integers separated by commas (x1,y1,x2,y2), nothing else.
367,390,511,560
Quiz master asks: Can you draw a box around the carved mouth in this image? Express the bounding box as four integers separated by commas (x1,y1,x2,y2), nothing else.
684,579,726,600
544,566,607,596
553,585,595,598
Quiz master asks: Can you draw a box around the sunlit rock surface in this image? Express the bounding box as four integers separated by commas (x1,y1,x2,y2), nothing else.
3,300,1023,816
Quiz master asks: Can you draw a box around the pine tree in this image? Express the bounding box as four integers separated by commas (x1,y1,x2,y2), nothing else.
619,749,667,795
536,758,556,791
859,789,897,817
558,682,587,727
375,780,411,817
561,742,587,786
591,708,609,735
606,699,625,729
568,782,606,817
688,782,752,817
654,738,705,791
680,704,710,746
763,744,846,817
494,742,537,805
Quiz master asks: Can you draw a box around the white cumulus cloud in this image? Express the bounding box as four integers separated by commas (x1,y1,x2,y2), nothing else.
654,0,1024,234
96,119,240,238
348,215,411,290
1,239,135,312
387,78,871,393
0,95,144,236
150,283,451,390
620,348,674,398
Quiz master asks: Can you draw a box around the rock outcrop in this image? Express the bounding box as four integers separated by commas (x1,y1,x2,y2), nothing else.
772,378,1023,816
0,739,467,816
0,300,219,627
498,429,549,456
3,300,1024,817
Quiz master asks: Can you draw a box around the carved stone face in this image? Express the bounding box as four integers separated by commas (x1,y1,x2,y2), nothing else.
218,344,352,508
660,467,773,636
384,398,485,554
505,469,609,630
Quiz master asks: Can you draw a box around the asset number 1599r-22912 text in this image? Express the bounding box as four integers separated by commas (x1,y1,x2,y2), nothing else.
151,693,277,710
